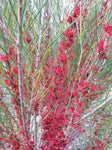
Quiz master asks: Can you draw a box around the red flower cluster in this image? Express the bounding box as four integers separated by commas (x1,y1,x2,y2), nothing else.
98,40,109,59
67,5,80,25
0,55,9,61
104,22,112,37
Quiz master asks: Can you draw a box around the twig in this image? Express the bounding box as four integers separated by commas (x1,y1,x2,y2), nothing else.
34,111,37,150
17,0,27,137
0,20,16,43
0,10,7,47
81,97,112,120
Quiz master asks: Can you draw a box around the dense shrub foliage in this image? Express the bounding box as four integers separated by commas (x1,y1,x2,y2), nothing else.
0,0,112,150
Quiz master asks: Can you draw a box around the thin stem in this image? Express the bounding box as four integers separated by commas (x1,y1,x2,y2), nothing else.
77,0,83,68
0,20,16,43
0,10,7,47
17,0,27,137
34,111,37,150
81,97,112,120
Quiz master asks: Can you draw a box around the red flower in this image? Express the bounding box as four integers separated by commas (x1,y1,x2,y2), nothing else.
98,40,109,59
10,13,14,15
60,40,66,50
9,46,15,55
98,40,105,53
13,67,18,74
67,15,73,24
24,32,32,43
55,66,62,75
59,53,67,64
104,0,108,6
93,66,98,71
100,53,109,59
0,55,9,61
11,99,16,105
91,84,97,92
6,71,11,76
5,79,12,86
66,38,74,48
64,28,73,38
73,5,80,19
104,22,112,36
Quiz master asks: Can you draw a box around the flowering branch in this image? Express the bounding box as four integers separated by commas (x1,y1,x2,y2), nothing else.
17,0,27,137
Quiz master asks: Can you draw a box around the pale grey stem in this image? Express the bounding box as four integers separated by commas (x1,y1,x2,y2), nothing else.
37,30,42,68
77,1,83,68
17,0,27,137
81,97,112,120
36,1,48,149
34,111,37,150
0,10,7,47
65,83,75,136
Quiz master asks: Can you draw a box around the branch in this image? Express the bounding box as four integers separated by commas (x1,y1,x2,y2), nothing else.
17,0,27,137
81,97,112,120
0,10,7,47
1,100,19,128
0,20,16,43
34,111,37,150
